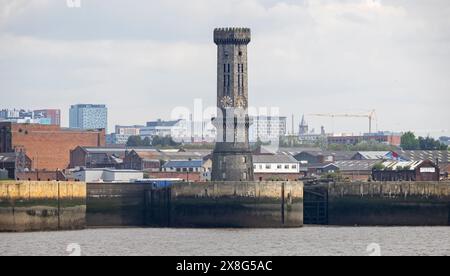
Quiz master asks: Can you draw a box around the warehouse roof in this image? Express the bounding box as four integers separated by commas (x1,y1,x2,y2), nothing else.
294,150,357,161
146,119,182,127
0,153,16,163
378,161,426,171
253,154,299,164
397,150,450,163
333,160,381,171
163,160,203,168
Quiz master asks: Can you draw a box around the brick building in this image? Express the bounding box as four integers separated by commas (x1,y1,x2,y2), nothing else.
327,132,402,146
372,160,440,182
70,147,126,169
123,150,161,172
0,122,105,171
0,152,32,179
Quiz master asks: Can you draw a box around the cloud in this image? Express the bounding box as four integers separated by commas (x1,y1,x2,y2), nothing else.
0,0,449,137
0,0,49,26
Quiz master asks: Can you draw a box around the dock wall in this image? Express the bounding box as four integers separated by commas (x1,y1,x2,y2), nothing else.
87,181,304,228
0,181,86,232
327,181,450,226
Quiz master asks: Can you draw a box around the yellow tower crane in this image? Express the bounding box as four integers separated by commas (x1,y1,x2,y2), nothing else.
308,110,377,134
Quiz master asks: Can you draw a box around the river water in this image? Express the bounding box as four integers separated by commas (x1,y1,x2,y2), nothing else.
0,227,449,256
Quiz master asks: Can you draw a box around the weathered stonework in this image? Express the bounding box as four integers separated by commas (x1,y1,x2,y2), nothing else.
87,181,304,228
325,181,450,226
212,27,254,181
0,181,86,232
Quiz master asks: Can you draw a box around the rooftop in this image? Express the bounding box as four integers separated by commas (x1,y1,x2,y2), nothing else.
378,161,426,171
0,153,16,163
333,160,381,171
163,160,204,168
398,150,450,163
146,119,182,128
253,154,298,164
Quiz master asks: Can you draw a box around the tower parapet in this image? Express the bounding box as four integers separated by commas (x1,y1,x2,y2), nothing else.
214,28,251,45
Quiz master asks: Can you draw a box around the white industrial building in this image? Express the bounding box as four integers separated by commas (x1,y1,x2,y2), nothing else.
73,168,144,183
140,119,216,143
253,154,299,174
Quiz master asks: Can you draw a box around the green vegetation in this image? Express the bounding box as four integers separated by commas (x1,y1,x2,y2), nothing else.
126,136,151,147
126,135,181,148
400,131,448,150
372,163,385,171
151,135,181,147
321,172,343,181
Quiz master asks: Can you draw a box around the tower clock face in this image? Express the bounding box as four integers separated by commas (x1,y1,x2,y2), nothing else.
235,96,247,108
220,96,233,108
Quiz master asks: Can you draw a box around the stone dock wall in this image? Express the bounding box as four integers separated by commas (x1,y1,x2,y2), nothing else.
87,181,304,228
326,181,450,226
0,181,86,232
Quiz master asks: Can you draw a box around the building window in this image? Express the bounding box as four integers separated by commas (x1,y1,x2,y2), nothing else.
285,165,289,169
222,173,226,180
277,165,282,169
242,157,247,163
243,172,247,180
265,164,271,169
292,165,297,169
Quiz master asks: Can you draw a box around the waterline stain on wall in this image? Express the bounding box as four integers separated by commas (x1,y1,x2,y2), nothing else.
0,181,86,232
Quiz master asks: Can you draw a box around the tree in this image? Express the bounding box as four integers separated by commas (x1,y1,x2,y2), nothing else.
151,135,180,148
127,136,144,147
418,136,448,150
401,132,448,150
142,137,151,147
401,132,420,150
373,163,385,171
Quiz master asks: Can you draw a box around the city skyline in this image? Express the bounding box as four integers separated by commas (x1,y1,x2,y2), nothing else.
1,0,449,137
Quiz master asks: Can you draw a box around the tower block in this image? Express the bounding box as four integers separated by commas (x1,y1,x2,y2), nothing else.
211,28,254,181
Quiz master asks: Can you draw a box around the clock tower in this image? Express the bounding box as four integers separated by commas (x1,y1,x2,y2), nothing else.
211,28,254,181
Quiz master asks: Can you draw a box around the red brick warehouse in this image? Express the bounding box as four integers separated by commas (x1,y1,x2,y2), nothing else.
0,122,105,171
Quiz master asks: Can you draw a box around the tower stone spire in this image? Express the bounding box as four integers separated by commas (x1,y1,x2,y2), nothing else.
211,28,254,181
299,115,309,136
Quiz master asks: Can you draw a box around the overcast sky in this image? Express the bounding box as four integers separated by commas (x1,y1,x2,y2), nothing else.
0,0,449,137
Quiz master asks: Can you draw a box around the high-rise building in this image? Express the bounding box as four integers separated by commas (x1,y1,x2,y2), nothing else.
110,125,144,145
140,119,187,139
211,28,254,181
0,109,33,121
0,108,60,125
69,104,108,132
249,116,287,143
33,109,61,126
